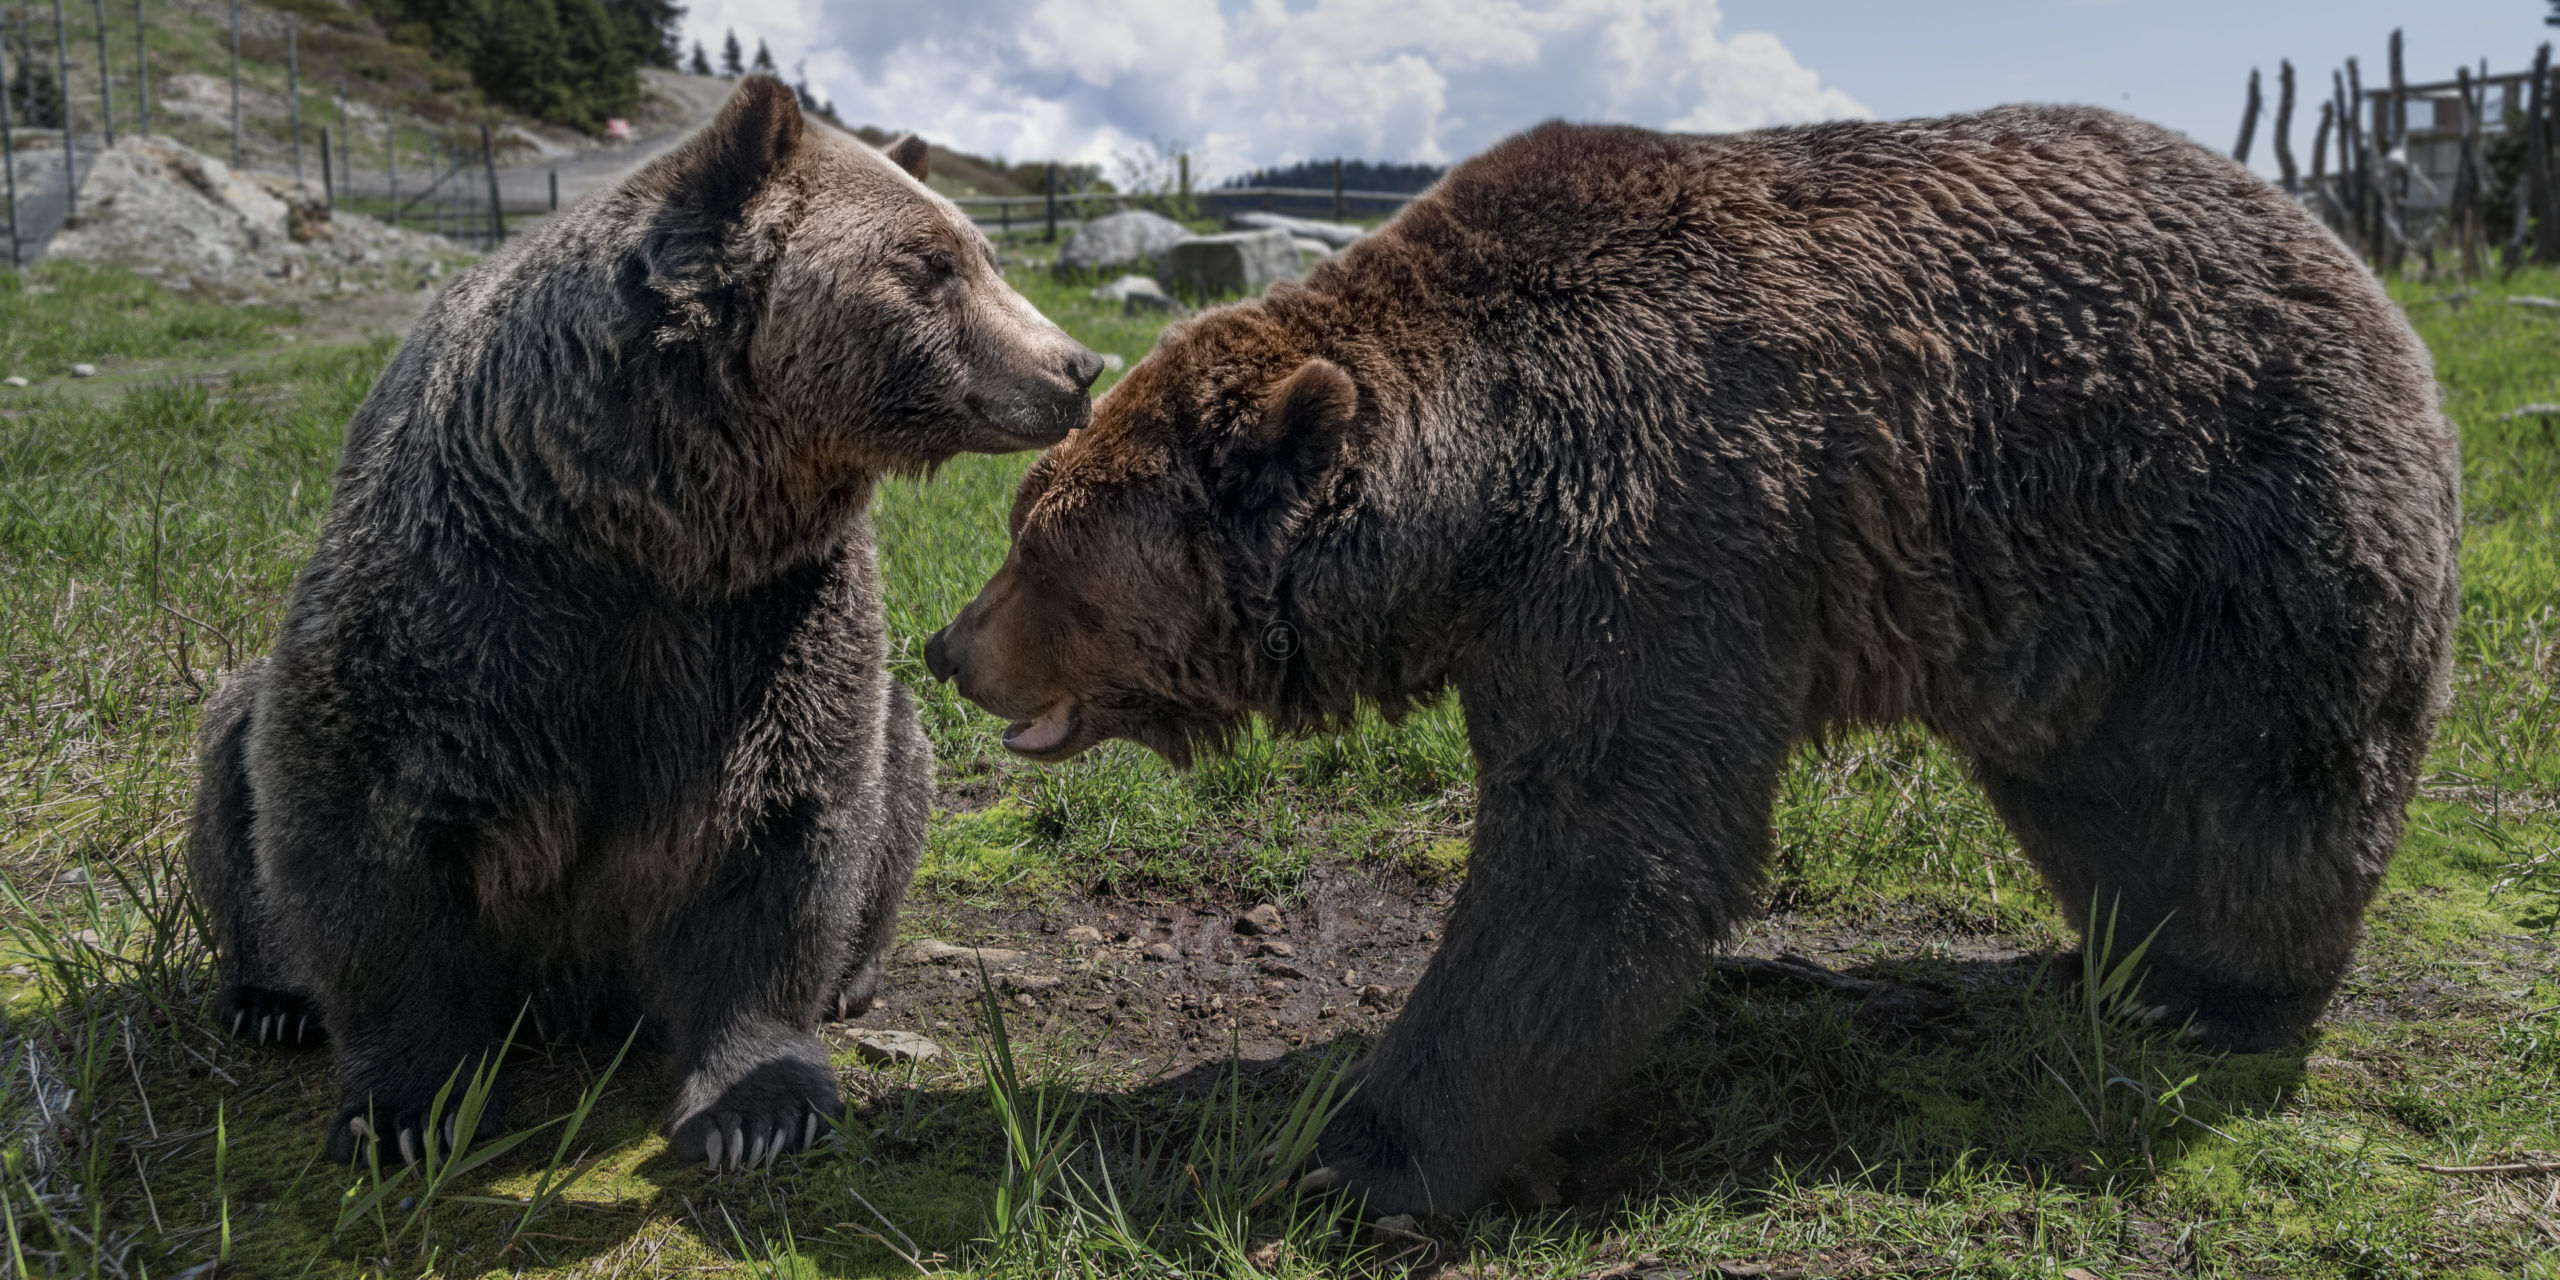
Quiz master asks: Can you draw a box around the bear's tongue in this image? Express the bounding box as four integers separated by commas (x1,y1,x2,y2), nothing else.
1003,703,1076,754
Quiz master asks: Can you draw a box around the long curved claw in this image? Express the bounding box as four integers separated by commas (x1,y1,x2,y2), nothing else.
1298,1166,1340,1194
704,1128,724,1173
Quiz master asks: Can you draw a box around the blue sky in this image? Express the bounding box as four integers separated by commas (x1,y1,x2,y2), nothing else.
679,0,2553,179
1721,1,2551,182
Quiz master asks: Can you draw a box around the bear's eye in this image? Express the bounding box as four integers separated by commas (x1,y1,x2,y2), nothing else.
917,249,958,283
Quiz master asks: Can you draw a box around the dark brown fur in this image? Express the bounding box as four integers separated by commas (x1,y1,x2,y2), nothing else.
188,77,1100,1169
926,108,2460,1214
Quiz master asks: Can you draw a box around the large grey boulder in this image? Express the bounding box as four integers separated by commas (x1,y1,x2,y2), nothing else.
1090,274,1192,316
1226,210,1365,248
1055,210,1192,278
1162,229,1302,300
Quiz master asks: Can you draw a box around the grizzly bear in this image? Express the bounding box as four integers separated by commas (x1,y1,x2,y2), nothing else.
188,76,1103,1170
924,108,2461,1213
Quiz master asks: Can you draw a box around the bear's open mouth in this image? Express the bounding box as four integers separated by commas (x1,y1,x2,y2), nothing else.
1002,702,1082,757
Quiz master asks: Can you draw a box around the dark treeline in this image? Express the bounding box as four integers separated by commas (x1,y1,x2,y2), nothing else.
1220,158,1446,192
368,0,683,132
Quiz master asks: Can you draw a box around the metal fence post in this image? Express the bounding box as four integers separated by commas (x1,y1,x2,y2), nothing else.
226,0,239,166
481,122,502,246
287,22,302,185
1,24,20,268
89,0,108,146
52,0,72,218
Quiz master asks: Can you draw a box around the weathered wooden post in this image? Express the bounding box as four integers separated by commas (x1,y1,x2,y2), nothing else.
2311,100,2334,227
132,0,143,136
480,121,502,246
2346,59,2372,261
2273,60,2298,193
2,23,21,268
319,125,331,208
1043,161,1056,243
2527,47,2551,264
226,0,239,166
89,0,109,146
2234,68,2262,163
2539,46,2560,263
2384,29,2407,274
1332,156,1344,223
2455,65,2481,275
547,167,556,211
52,0,73,219
385,113,397,227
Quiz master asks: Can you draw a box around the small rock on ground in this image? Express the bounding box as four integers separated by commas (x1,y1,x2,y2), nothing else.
1062,925,1104,944
4,376,28,388
1142,942,1180,962
852,1029,945,1067
68,363,96,378
905,939,1026,967
1236,902,1282,935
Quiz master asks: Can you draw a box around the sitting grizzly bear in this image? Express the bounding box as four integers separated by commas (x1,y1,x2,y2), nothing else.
189,77,1102,1170
925,108,2460,1213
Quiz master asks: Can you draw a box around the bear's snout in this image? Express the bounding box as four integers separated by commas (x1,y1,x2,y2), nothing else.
1066,347,1105,392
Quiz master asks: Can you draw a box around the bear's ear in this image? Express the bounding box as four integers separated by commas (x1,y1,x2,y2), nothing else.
883,134,930,181
1218,359,1356,523
666,74,804,217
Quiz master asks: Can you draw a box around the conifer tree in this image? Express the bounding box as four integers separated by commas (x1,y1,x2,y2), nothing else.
752,39,776,75
720,28,745,77
689,41,711,76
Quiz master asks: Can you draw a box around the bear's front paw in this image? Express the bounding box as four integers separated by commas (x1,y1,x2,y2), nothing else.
217,984,324,1048
327,1089,507,1166
669,1050,842,1173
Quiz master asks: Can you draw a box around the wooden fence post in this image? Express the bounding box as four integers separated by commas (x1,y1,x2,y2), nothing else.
1043,162,1056,243
132,0,143,136
480,122,502,246
2455,66,2480,276
2385,29,2406,275
2541,45,2560,263
1332,157,1344,223
547,168,557,212
2235,68,2262,162
90,0,110,147
319,125,331,209
2273,60,2298,192
2527,46,2551,264
2345,59,2371,261
385,113,396,227
2310,100,2333,226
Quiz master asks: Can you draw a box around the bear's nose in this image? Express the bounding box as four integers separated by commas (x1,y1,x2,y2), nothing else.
1065,346,1106,391
923,627,957,683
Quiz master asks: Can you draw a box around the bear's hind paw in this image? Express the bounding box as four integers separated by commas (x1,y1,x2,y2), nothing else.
219,984,324,1048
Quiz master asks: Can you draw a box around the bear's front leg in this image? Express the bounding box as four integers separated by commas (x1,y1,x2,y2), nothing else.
1313,696,1789,1215
298,882,514,1165
651,807,853,1172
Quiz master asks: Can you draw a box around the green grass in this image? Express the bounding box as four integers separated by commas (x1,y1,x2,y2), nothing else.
2,259,2558,1276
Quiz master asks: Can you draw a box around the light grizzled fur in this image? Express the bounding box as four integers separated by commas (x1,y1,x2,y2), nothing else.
188,77,1100,1168
927,109,2461,1213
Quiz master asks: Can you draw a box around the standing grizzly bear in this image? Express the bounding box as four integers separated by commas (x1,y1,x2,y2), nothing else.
924,108,2460,1213
189,77,1103,1169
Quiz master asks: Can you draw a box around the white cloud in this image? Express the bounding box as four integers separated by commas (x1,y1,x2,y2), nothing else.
679,0,1867,176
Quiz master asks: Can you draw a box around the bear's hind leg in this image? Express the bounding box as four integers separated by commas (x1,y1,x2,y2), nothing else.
1973,630,2432,1053
186,658,324,1049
